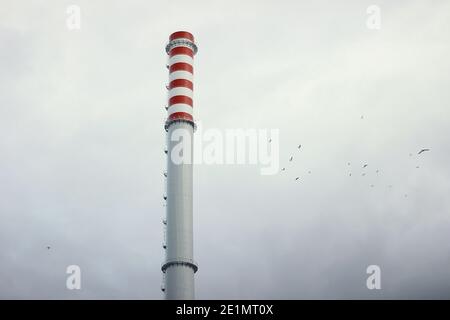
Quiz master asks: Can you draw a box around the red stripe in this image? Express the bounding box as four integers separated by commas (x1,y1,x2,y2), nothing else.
169,95,193,107
168,112,193,121
169,31,194,42
169,62,193,74
169,46,194,58
169,79,193,90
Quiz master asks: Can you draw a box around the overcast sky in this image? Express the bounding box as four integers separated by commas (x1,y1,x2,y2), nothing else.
1,0,450,299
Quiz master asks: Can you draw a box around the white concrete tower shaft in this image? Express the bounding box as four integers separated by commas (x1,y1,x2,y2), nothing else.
162,31,198,300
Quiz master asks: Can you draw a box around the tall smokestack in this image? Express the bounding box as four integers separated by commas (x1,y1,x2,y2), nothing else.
161,31,198,300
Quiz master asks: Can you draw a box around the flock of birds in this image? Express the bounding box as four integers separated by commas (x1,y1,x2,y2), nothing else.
272,113,432,186
277,144,304,180
271,139,430,192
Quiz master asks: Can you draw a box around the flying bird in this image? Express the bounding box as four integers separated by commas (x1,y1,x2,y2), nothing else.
418,148,430,155
349,173,352,176
268,138,272,143
46,246,51,250
289,156,293,162
363,164,368,168
295,177,300,181
164,149,168,154
298,144,301,149
163,195,167,201
163,172,167,177
281,167,286,171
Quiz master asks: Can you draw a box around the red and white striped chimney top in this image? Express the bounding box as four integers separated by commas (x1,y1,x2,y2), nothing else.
165,31,197,125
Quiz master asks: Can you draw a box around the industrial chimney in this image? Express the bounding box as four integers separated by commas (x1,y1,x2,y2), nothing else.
161,31,198,300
